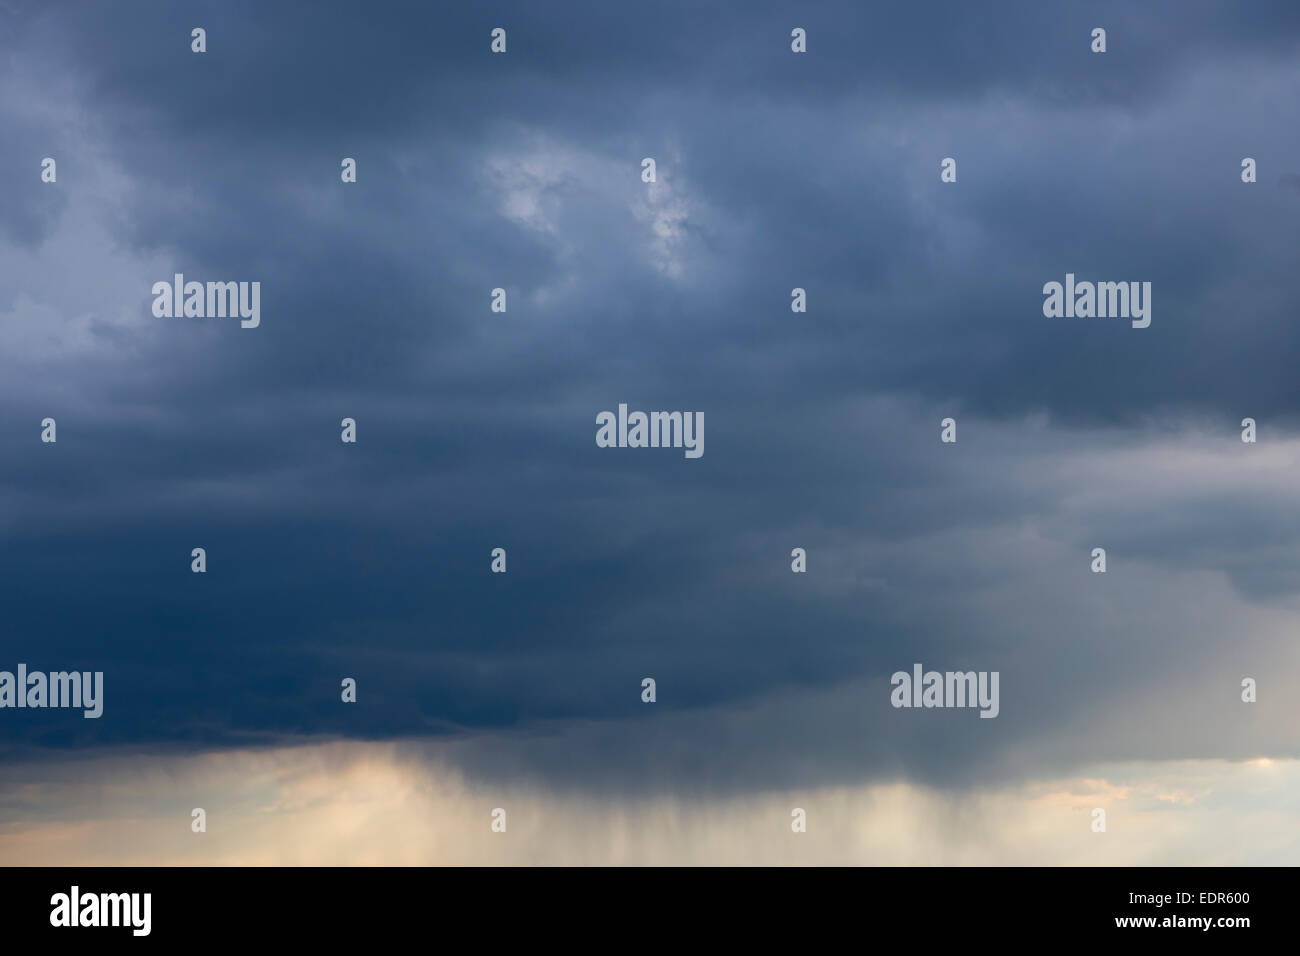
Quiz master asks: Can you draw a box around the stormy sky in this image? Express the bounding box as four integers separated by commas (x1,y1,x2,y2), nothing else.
2,0,1300,863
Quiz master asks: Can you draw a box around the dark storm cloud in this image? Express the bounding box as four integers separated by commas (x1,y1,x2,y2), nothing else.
2,0,1299,791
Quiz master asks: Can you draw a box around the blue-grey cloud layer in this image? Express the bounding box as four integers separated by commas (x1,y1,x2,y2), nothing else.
2,1,1299,793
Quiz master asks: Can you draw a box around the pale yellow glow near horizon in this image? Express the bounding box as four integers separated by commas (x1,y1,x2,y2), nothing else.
2,742,1297,865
